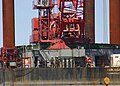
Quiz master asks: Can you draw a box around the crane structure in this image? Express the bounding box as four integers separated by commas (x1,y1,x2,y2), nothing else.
1,0,94,67
30,0,90,49
2,0,120,69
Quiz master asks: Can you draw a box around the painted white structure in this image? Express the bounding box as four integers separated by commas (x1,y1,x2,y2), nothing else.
111,54,120,67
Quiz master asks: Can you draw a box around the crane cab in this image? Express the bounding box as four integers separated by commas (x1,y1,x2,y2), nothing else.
33,0,49,9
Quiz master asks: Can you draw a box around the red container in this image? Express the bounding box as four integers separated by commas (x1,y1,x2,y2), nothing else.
32,18,38,31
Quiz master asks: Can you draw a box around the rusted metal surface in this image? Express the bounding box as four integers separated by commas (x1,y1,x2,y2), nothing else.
84,0,95,43
110,0,120,44
2,0,15,48
2,68,120,84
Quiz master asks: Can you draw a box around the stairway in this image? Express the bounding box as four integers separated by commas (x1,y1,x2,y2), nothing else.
32,49,49,61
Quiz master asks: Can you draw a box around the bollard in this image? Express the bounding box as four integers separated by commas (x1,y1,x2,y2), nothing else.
104,76,110,86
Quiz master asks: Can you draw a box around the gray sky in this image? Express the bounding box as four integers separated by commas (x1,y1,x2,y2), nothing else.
0,0,109,47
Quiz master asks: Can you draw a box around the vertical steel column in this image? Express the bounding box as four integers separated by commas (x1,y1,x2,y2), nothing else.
2,0,15,48
84,0,95,43
110,0,120,44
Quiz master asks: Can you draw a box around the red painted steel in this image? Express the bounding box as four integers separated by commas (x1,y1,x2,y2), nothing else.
2,0,15,49
32,18,38,31
48,40,69,49
32,30,39,42
1,0,19,67
84,0,95,43
110,0,120,44
31,0,95,49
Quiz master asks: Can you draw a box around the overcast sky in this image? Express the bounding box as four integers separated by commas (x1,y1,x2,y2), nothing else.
0,0,109,47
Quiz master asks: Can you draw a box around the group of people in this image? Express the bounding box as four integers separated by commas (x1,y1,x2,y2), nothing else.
49,56,94,68
50,57,62,68
34,56,64,68
34,55,94,68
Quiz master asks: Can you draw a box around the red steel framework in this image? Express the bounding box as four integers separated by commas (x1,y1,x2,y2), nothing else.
31,0,90,47
1,0,17,67
1,0,30,68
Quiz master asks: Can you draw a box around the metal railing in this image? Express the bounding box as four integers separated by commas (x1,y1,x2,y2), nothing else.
0,67,120,85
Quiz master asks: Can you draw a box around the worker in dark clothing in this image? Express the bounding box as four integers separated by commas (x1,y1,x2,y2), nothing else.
50,57,54,68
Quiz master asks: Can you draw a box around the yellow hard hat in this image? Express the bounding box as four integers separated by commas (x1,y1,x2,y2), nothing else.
104,76,110,85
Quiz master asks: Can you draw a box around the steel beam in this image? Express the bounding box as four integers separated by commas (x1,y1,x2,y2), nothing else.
84,0,95,43
2,0,15,48
110,0,120,44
